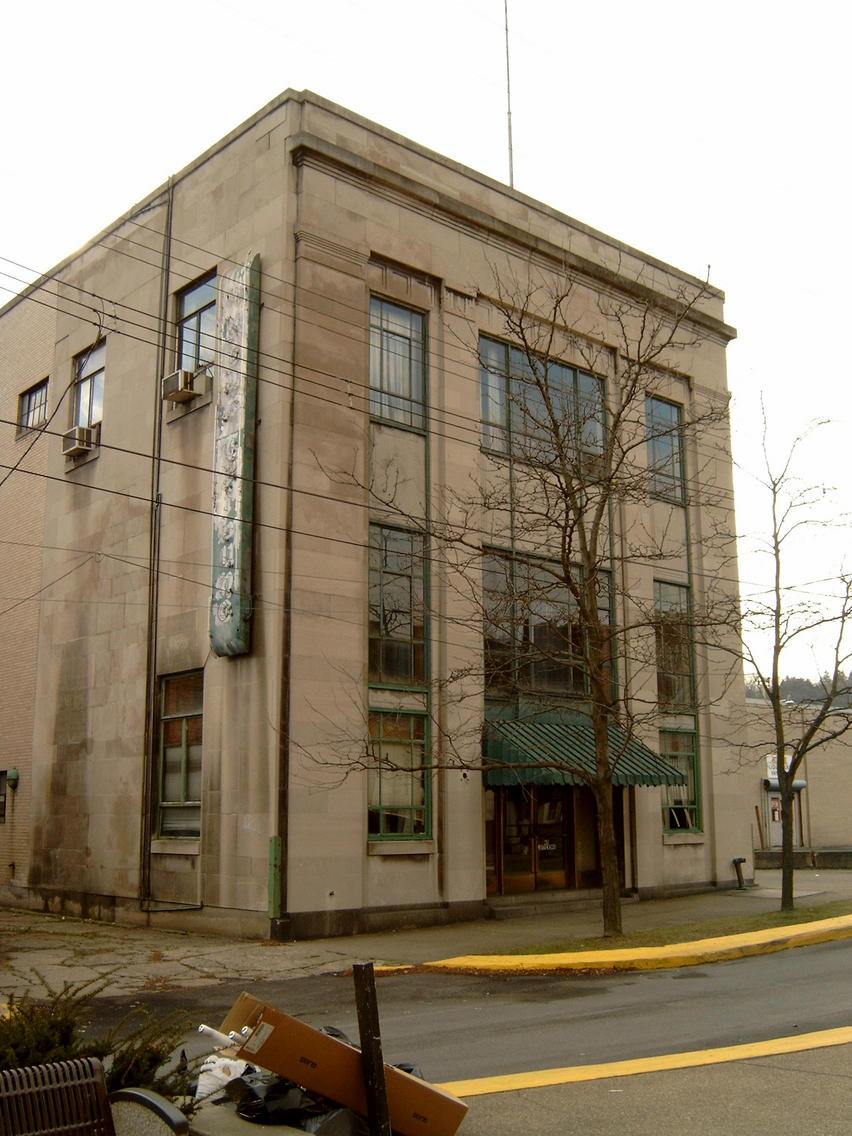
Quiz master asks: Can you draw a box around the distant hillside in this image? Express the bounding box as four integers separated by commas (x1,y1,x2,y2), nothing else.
745,671,852,706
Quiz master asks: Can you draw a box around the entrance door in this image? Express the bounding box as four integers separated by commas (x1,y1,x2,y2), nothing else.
533,786,570,889
486,784,625,896
487,786,573,894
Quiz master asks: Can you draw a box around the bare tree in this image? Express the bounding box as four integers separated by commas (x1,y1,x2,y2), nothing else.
729,419,852,911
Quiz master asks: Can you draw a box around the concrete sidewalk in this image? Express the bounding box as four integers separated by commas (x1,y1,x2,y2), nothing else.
2,869,852,999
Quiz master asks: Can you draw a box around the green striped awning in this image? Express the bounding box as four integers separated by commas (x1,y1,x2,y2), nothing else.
485,718,686,787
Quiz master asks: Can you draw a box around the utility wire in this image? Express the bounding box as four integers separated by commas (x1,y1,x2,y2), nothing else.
0,261,738,504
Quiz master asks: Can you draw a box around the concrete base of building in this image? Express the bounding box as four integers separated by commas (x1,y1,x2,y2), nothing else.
0,884,273,939
755,848,852,870
282,899,492,940
0,884,491,941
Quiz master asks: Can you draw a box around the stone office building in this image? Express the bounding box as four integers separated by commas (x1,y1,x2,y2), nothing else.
0,90,752,938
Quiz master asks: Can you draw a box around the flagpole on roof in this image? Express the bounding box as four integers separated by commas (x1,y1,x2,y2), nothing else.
504,0,515,188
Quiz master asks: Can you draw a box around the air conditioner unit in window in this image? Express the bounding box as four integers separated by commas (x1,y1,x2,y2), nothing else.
62,426,95,457
161,369,198,403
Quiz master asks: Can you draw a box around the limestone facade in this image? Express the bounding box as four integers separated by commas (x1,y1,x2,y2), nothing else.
0,91,752,938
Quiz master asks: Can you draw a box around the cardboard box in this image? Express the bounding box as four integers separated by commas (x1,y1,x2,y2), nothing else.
219,993,468,1136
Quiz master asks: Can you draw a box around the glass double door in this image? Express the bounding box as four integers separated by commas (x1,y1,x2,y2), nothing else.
486,785,573,894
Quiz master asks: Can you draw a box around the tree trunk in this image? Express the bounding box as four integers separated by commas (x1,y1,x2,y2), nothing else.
780,786,796,912
593,778,623,937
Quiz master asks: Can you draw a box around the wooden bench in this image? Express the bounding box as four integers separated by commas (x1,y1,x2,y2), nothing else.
0,1056,189,1136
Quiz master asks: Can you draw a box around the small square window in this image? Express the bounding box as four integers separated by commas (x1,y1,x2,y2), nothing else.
18,379,49,430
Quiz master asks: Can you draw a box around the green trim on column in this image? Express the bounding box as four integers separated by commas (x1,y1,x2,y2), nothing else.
268,835,283,918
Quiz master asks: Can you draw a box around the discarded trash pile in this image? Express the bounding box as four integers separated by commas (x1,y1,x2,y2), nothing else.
193,988,468,1136
195,1039,422,1133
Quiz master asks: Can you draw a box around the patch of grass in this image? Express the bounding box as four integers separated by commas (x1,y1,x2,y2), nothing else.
500,900,852,955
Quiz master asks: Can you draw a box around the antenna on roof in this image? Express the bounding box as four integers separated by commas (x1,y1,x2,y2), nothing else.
504,0,515,188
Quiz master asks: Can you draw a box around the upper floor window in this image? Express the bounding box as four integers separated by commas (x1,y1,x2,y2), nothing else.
18,379,49,430
369,525,425,686
484,552,609,697
654,581,694,711
158,671,203,838
177,275,217,373
73,343,105,429
0,771,6,822
480,337,604,465
369,298,426,429
646,397,684,500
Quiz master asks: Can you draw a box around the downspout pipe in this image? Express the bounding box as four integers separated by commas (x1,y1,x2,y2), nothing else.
140,176,174,909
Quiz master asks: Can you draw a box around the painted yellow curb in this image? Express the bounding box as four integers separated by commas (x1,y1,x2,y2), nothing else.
413,913,852,974
437,1025,852,1097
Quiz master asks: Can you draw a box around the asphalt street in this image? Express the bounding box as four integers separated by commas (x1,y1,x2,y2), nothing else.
455,1045,852,1136
3,871,851,1134
92,938,852,1084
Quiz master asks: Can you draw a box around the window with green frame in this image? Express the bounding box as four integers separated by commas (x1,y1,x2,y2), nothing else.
479,336,604,465
646,397,684,501
369,297,426,429
654,580,694,711
367,711,430,838
158,671,203,837
368,525,425,686
483,551,609,697
660,729,700,830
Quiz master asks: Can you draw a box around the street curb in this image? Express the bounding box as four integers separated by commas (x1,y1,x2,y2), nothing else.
377,914,852,975
436,1025,852,1097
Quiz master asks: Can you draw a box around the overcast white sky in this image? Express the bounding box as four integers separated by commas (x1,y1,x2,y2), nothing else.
2,0,850,676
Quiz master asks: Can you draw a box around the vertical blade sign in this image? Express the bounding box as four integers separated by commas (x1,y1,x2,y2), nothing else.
210,253,260,656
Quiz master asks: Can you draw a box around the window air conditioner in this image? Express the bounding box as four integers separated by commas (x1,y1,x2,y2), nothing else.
161,369,198,403
62,426,95,457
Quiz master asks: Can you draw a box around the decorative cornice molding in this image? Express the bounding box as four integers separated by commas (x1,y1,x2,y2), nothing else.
294,229,368,268
291,135,736,346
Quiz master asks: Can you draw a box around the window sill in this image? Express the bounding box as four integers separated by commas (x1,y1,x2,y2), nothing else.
367,840,434,856
662,831,704,845
368,682,429,692
150,839,200,855
370,415,427,436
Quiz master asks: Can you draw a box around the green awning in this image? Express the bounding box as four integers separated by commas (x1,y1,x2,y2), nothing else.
484,718,687,787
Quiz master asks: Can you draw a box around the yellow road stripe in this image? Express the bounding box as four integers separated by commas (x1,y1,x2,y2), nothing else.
419,914,852,974
437,1026,852,1097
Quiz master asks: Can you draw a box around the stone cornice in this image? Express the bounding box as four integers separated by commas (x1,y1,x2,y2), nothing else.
291,134,736,347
